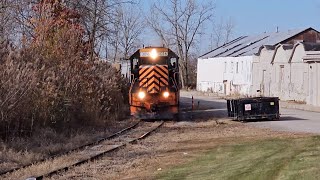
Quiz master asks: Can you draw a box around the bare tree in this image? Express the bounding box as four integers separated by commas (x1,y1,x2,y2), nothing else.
210,17,235,49
211,19,224,48
118,5,144,59
66,0,136,60
1,0,140,59
224,18,235,43
0,1,9,40
0,0,20,41
0,0,37,45
108,11,121,61
107,3,144,61
0,0,130,137
148,0,214,88
67,0,111,60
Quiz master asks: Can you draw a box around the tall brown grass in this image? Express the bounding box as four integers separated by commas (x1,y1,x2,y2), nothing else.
0,1,129,140
0,38,128,140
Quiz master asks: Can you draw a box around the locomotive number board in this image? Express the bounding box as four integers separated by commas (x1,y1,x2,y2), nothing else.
140,51,168,57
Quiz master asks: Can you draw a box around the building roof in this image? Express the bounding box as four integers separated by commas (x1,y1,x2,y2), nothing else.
200,27,318,59
302,42,320,51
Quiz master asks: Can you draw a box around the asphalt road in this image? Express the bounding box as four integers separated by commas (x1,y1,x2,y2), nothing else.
248,108,320,134
181,91,320,134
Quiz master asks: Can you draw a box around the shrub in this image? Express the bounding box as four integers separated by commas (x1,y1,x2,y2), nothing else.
0,0,129,139
0,41,37,139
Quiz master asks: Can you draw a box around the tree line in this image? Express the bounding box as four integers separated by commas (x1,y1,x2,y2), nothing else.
0,0,130,139
0,0,234,139
1,0,235,88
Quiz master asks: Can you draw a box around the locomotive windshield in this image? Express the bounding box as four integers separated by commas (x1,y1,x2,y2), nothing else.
139,57,168,65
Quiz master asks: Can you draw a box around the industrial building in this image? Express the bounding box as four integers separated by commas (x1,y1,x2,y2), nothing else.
252,41,320,106
197,27,320,106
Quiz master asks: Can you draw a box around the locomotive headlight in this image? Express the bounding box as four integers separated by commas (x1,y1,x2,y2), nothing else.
150,49,158,59
163,91,170,98
138,91,146,99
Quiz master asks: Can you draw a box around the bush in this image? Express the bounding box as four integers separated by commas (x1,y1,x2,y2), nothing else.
0,40,37,139
0,1,129,140
0,40,128,140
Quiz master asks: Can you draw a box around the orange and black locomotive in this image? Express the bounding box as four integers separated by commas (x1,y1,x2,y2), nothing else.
129,47,180,119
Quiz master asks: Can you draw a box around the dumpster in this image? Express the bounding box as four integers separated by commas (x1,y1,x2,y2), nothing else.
227,97,280,121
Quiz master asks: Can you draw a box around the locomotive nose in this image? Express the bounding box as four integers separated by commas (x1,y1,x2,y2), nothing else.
139,65,169,94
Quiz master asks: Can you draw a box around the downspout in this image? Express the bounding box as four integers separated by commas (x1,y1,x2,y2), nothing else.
317,62,319,106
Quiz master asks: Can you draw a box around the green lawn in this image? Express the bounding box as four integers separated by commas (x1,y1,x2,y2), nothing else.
157,136,320,180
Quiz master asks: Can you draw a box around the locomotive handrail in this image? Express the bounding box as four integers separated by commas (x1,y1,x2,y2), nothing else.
130,74,135,84
129,77,137,104
170,77,178,92
173,72,179,90
129,77,136,94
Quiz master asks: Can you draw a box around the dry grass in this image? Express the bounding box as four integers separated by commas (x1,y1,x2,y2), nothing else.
0,119,138,180
0,127,102,174
0,28,128,139
0,119,136,176
0,0,129,140
1,4,131,177
0,5,131,178
50,119,309,180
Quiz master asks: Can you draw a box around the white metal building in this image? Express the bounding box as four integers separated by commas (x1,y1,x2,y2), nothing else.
304,50,320,106
252,42,320,106
197,27,320,96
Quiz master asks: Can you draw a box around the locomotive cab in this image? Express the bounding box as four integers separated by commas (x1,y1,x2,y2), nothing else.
129,47,180,120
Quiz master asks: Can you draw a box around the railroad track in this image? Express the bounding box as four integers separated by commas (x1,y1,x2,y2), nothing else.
1,121,163,180
0,121,140,177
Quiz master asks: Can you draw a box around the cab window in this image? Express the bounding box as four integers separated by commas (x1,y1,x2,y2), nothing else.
139,57,168,65
169,58,177,69
132,58,139,69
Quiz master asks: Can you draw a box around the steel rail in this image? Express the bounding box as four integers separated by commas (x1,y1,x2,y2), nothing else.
0,120,140,176
33,121,164,180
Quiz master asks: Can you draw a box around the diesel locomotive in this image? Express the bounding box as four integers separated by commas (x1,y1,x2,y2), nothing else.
129,47,180,119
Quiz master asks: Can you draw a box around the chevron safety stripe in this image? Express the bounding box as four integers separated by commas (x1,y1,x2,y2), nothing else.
139,65,168,93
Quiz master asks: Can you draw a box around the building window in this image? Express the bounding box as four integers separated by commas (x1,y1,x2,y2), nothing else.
241,61,243,72
236,62,239,73
279,65,285,90
224,62,227,73
231,62,234,73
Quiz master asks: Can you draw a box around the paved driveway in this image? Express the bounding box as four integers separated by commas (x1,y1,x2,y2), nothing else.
248,108,320,134
181,91,320,134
